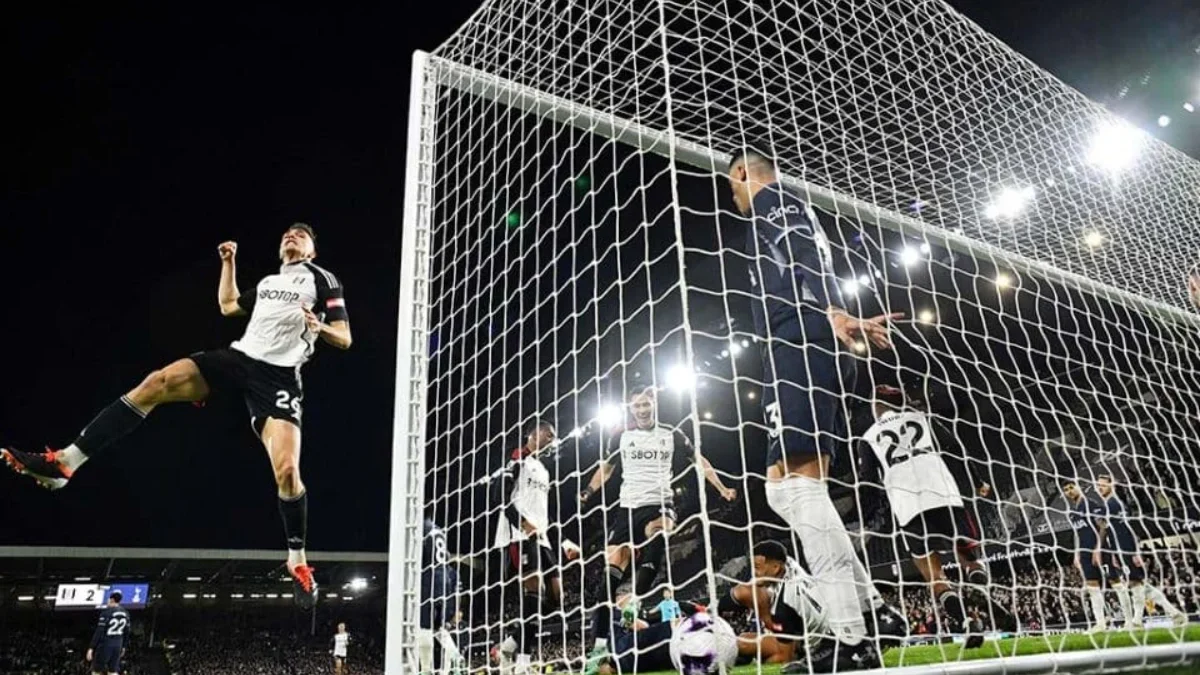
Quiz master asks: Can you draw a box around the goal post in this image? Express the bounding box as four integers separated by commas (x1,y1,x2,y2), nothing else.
391,1,1200,672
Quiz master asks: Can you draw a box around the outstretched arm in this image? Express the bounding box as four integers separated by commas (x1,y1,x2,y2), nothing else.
698,455,737,501
580,461,614,503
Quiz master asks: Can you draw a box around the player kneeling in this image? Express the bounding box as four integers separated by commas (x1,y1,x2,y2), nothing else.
862,386,1015,646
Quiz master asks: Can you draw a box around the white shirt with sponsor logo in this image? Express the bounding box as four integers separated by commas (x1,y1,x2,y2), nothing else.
863,409,962,526
333,632,350,658
493,453,552,550
605,425,691,509
230,261,347,368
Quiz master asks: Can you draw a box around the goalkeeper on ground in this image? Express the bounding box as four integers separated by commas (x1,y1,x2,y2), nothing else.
725,147,902,665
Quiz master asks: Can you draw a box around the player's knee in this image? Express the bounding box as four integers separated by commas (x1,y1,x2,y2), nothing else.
273,459,302,493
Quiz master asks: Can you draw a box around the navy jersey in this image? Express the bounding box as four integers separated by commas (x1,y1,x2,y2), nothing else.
1068,497,1108,551
745,183,844,341
1100,495,1138,552
90,605,130,649
420,519,459,629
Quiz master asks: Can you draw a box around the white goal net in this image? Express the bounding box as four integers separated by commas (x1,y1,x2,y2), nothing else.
390,1,1200,673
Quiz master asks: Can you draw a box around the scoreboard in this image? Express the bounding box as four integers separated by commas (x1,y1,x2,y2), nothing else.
54,582,150,610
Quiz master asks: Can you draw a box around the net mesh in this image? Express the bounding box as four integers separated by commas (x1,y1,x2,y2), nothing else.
400,0,1200,672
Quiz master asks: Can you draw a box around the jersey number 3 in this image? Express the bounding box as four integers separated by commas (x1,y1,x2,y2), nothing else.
275,390,303,418
765,402,783,439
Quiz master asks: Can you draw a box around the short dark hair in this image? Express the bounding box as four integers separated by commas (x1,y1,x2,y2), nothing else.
628,385,657,400
1062,479,1078,489
288,222,317,242
727,146,776,173
109,590,123,603
752,539,788,563
1097,474,1112,482
525,419,556,437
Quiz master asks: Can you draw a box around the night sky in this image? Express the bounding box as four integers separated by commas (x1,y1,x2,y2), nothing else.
2,1,1196,552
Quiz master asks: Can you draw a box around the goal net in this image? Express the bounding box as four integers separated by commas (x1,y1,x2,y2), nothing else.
390,0,1200,673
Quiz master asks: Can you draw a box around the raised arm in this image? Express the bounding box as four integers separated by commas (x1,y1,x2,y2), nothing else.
217,241,247,316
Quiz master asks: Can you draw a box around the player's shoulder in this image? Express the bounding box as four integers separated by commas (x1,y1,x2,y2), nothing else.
301,261,343,288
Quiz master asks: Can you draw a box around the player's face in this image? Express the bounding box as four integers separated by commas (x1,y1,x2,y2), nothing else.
630,393,655,427
280,228,316,261
1097,478,1112,497
728,163,752,216
752,555,785,581
1063,483,1080,501
528,426,556,451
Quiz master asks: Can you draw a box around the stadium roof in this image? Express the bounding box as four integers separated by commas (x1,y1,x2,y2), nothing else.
0,546,387,586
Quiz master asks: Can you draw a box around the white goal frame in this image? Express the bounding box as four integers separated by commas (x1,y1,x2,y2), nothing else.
388,49,1200,675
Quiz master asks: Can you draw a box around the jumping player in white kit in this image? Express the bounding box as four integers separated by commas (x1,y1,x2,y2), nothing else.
2,223,351,609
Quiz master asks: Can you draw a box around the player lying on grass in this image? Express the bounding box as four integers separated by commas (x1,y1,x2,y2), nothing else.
719,540,901,673
860,385,1016,646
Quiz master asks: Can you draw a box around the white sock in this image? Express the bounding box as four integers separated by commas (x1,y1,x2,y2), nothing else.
1144,583,1182,616
416,628,435,674
1132,584,1146,623
501,636,518,654
850,552,883,613
59,444,88,471
287,549,305,569
592,638,607,650
515,653,532,674
766,476,867,645
1088,587,1107,626
1113,583,1132,624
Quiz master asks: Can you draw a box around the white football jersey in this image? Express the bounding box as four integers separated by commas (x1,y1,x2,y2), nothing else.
765,557,828,649
333,632,350,657
606,425,691,509
493,452,552,549
863,409,962,526
231,261,347,368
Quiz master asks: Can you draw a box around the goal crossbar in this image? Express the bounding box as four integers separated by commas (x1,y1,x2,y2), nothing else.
422,50,1200,330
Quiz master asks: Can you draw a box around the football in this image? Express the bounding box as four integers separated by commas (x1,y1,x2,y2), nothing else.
669,612,739,675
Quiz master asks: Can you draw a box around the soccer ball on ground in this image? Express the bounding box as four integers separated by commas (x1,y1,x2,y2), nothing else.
669,612,739,675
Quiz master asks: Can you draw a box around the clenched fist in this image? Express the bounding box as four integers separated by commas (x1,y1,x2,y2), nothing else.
218,241,238,261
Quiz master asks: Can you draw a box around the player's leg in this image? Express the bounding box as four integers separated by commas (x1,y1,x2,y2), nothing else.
516,543,548,673
604,541,632,604
1110,566,1134,628
3,357,212,489
633,511,675,596
905,517,977,648
763,340,869,650
260,416,316,607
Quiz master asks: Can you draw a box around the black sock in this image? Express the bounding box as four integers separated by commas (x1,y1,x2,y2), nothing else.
278,491,308,554
606,565,626,602
635,537,666,594
937,589,967,626
592,605,614,641
73,396,147,457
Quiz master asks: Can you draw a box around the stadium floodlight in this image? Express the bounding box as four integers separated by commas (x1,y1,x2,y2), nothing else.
747,391,757,400
719,349,729,357
842,278,861,295
348,578,368,592
857,274,872,286
899,245,921,266
740,338,750,348
918,309,936,324
596,404,624,428
703,411,713,420
919,242,931,254
1087,121,1144,173
1084,231,1105,249
182,593,197,600
567,426,585,439
665,364,697,393
729,341,742,356
17,596,33,602
1185,102,1195,113
1158,115,1171,128
995,273,1013,288
983,186,1036,220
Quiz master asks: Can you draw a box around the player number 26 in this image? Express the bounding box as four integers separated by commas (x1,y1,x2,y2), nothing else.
275,390,303,417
